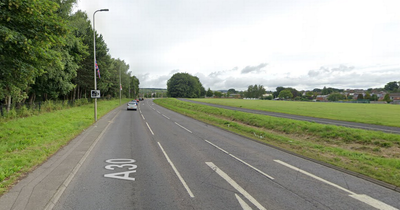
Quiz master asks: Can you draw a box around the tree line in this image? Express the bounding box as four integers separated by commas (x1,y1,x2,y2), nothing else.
0,0,139,111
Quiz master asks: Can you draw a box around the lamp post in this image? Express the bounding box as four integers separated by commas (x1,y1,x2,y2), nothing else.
93,8,109,122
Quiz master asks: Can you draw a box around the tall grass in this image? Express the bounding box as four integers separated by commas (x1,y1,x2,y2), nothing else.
155,98,400,187
0,99,129,195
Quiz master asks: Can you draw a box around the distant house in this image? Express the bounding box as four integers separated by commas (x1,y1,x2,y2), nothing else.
389,93,400,104
316,95,328,101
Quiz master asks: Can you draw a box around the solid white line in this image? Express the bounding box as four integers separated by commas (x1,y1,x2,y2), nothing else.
206,162,266,210
141,114,145,120
205,140,274,180
235,194,253,210
158,142,194,198
274,160,398,210
175,122,192,133
45,110,120,210
146,122,154,135
162,114,170,120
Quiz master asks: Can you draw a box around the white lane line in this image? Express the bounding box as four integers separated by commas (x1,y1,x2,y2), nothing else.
45,110,120,210
174,122,192,133
205,140,274,180
158,142,195,198
235,194,253,210
274,160,398,210
162,114,170,120
206,162,266,210
156,110,161,114
146,122,154,135
141,114,145,120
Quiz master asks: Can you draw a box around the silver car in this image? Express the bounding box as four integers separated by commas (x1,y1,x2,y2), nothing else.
127,102,137,111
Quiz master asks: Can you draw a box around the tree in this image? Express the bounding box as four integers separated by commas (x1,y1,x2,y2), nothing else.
278,89,293,99
383,93,391,103
1,0,69,109
384,81,399,92
357,94,364,100
206,88,213,97
167,73,204,98
327,93,345,101
213,91,222,98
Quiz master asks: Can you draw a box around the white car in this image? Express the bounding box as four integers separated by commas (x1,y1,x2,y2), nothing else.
127,102,137,111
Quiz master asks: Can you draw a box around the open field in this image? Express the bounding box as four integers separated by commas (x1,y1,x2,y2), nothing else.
191,98,400,128
154,98,400,188
0,99,130,195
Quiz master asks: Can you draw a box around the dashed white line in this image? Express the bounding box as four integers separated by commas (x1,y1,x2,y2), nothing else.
175,122,192,133
206,162,266,210
156,110,161,114
205,140,274,180
274,160,398,210
158,142,194,198
146,122,154,135
162,114,170,120
141,114,145,120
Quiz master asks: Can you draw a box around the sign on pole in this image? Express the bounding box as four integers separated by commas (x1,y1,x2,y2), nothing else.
91,90,101,98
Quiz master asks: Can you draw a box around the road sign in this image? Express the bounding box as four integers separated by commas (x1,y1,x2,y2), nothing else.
91,90,101,98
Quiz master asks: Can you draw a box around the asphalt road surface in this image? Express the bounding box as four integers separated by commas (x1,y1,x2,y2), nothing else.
1,99,399,210
178,98,400,134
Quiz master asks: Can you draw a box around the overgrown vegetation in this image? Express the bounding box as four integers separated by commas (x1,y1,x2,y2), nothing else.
154,98,400,187
0,99,129,195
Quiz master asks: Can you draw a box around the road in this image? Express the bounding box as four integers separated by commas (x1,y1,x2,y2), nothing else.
178,98,400,134
1,99,399,210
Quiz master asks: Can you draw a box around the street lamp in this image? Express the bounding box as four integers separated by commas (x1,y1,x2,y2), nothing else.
93,8,109,122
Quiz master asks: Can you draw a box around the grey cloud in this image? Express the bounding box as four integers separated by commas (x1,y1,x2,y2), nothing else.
241,63,268,74
308,65,354,77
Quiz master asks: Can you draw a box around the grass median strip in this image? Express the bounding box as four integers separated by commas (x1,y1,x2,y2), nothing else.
0,99,130,195
154,98,400,187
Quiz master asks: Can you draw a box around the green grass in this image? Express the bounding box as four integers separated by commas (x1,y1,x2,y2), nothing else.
0,99,130,195
155,98,400,187
190,98,400,127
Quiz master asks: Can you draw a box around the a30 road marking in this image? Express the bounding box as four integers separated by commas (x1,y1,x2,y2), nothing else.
205,140,274,180
158,142,194,198
274,160,398,210
146,122,154,135
206,162,266,210
175,122,192,133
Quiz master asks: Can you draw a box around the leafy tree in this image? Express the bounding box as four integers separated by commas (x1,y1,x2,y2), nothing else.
227,88,236,94
167,73,204,98
357,94,364,100
384,81,399,92
206,88,213,97
0,0,68,109
327,93,345,101
278,89,293,99
213,91,222,98
383,93,391,103
370,94,378,101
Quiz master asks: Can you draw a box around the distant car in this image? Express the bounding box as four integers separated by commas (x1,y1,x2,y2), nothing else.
127,102,137,111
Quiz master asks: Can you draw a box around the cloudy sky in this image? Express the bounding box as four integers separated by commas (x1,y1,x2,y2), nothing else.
74,0,400,91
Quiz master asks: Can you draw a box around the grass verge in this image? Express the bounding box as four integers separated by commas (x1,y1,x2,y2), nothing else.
0,99,130,195
191,98,400,127
155,98,400,187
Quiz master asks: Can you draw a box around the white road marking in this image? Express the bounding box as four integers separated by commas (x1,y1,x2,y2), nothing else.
175,122,192,133
141,114,145,120
235,193,253,210
158,142,195,198
162,114,170,120
206,162,267,210
274,160,398,210
156,110,160,114
146,122,154,135
44,110,121,210
205,140,274,180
